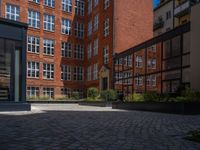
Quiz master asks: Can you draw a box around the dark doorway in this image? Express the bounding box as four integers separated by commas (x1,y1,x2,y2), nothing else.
102,77,108,90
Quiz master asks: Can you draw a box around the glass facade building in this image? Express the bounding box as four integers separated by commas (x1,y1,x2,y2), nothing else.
0,18,27,103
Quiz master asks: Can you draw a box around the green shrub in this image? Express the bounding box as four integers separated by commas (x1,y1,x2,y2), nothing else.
87,87,98,100
39,96,51,100
71,92,80,100
180,88,200,102
125,93,144,102
100,90,117,101
27,96,38,100
143,91,160,102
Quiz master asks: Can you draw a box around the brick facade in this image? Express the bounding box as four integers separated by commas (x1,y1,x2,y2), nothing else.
0,0,152,99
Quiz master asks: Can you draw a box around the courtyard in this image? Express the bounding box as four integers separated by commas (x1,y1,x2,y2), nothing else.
0,104,200,150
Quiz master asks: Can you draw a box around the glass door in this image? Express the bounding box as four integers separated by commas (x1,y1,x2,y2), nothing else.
0,39,12,101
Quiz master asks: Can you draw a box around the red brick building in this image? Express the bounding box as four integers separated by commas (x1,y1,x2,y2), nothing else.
0,0,153,99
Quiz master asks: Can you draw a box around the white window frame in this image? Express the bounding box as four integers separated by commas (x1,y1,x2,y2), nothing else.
103,45,109,64
73,66,83,81
88,20,92,37
93,38,98,56
27,87,39,98
93,14,99,32
44,0,55,7
74,44,84,60
104,0,110,10
88,0,92,15
43,39,54,56
43,63,54,79
27,61,40,78
104,18,109,37
136,56,143,68
44,14,55,32
61,65,71,81
28,10,40,28
87,43,92,59
61,42,72,58
75,0,84,16
5,4,20,21
62,18,71,35
43,88,54,99
75,22,84,39
27,36,40,54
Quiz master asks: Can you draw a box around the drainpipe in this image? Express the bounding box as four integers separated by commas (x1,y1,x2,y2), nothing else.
0,0,1,17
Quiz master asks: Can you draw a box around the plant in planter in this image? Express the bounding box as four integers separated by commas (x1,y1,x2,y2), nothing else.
87,87,99,100
27,96,38,101
39,96,51,100
71,92,80,100
125,93,144,102
143,91,160,102
100,89,117,101
55,95,69,100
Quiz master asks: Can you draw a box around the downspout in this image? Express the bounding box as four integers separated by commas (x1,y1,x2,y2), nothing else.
112,0,115,90
0,0,1,17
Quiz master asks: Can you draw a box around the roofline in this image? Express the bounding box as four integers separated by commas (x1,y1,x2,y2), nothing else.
154,0,173,11
114,22,190,59
0,18,28,28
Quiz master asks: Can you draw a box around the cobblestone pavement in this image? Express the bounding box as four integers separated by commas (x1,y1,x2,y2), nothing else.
0,104,200,150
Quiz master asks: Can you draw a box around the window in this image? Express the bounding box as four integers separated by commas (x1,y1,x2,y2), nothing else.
61,65,71,80
43,88,54,99
88,0,92,14
103,45,109,64
75,22,84,38
147,75,156,86
87,43,92,59
93,63,98,80
28,10,40,28
62,0,72,12
94,0,99,7
87,66,92,81
43,39,54,56
62,18,71,35
74,44,84,60
29,0,40,4
88,20,92,37
104,18,109,37
136,56,143,68
104,0,109,9
27,61,39,78
27,87,39,98
44,14,55,31
43,63,54,79
61,88,71,97
135,75,143,86
148,58,156,69
75,0,84,16
93,38,98,56
44,0,55,7
152,59,156,69
5,4,20,21
27,36,40,53
74,66,83,81
61,42,72,58
166,11,171,20
93,14,99,32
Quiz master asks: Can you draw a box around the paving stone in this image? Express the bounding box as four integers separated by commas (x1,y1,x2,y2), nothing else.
0,104,200,150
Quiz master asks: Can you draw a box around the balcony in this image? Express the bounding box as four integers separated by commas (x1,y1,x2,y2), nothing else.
174,1,190,17
153,18,164,31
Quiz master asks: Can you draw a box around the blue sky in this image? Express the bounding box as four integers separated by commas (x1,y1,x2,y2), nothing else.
154,0,159,7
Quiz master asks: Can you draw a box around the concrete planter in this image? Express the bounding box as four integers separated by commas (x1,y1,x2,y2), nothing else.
27,100,83,104
0,102,31,111
112,102,200,115
79,101,112,107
